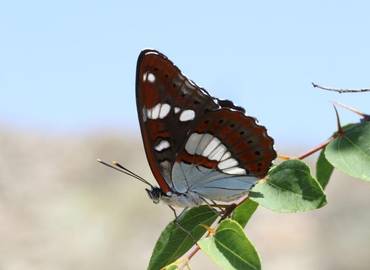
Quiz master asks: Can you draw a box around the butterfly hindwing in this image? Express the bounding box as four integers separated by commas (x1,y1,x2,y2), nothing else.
171,109,276,201
180,109,276,177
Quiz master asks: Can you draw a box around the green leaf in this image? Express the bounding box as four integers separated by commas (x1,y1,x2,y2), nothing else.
198,219,260,270
250,160,327,213
148,206,218,270
325,122,370,181
231,199,258,227
316,149,334,189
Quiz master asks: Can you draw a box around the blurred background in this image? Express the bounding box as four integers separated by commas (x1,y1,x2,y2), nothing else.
1,1,370,269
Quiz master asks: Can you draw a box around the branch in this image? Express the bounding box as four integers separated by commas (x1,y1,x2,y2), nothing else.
297,137,334,160
333,101,370,120
312,82,370,93
187,245,201,261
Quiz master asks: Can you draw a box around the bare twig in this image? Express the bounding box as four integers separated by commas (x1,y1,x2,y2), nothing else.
187,245,201,261
333,101,370,120
312,82,370,93
333,104,344,135
297,137,334,160
182,227,213,265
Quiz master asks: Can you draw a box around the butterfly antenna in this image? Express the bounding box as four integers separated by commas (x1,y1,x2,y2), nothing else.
97,159,153,188
112,161,152,185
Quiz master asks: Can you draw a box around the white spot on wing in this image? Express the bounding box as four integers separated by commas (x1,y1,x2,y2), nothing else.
220,151,231,161
155,140,170,151
147,103,170,119
159,103,171,119
218,158,238,170
147,72,156,83
209,144,227,161
223,167,246,175
185,133,203,154
151,103,161,119
202,137,221,157
196,133,214,155
147,108,153,119
174,107,181,114
143,72,148,81
179,109,195,122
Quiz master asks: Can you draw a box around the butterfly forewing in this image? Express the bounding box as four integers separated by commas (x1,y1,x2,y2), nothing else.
136,50,218,192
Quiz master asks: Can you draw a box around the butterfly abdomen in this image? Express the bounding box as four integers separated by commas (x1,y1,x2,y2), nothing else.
160,191,204,208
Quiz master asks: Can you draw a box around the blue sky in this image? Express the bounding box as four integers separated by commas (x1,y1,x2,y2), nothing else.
1,1,369,148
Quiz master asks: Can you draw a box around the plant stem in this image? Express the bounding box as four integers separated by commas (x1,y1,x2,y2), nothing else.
187,245,201,261
297,137,334,160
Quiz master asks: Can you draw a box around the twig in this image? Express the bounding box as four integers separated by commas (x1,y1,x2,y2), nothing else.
297,137,334,160
312,82,370,93
333,101,370,120
187,245,201,261
333,104,344,135
183,228,212,265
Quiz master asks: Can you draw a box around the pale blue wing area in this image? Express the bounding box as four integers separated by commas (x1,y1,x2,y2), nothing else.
171,162,258,202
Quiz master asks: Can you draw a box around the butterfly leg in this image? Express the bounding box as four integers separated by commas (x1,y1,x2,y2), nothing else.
196,194,223,217
209,199,228,214
168,205,179,219
219,203,237,222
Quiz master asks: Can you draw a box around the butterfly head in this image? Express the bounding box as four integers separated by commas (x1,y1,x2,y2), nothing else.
145,187,165,204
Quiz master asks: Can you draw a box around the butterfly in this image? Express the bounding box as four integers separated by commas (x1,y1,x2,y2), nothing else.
99,49,276,209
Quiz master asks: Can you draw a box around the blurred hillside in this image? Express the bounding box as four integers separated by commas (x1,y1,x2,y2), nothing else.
0,125,369,270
